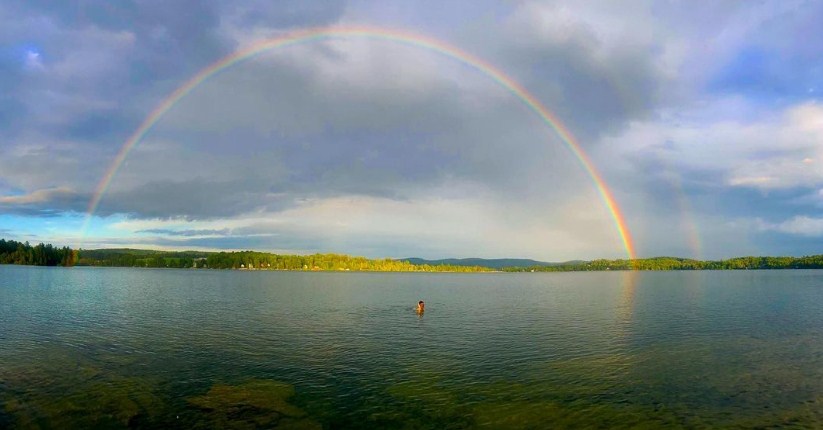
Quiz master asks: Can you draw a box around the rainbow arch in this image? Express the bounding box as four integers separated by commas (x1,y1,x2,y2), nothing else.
83,25,636,260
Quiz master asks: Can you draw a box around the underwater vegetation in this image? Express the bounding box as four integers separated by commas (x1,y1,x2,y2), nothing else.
0,344,322,429
2,339,822,429
1,370,320,429
187,380,321,430
3,268,822,428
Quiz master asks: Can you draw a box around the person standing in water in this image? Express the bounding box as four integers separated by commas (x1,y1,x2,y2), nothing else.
416,300,425,313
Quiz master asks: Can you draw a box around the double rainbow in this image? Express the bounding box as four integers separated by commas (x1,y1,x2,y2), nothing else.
84,26,636,259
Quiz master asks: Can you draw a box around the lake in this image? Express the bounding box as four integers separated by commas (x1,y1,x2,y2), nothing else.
1,265,822,428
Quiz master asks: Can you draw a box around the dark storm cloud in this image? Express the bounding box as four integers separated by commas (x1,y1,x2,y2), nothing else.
4,0,230,71
503,42,661,141
0,1,235,196
0,0,351,218
466,2,669,143
62,35,584,221
0,0,345,128
97,179,282,219
2,0,644,215
60,109,137,141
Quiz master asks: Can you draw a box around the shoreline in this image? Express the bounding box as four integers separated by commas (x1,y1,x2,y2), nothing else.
5,263,823,274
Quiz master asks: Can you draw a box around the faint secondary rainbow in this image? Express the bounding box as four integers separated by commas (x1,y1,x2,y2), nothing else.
652,151,702,259
83,26,637,259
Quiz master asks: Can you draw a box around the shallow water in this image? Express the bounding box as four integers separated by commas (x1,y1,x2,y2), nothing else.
1,266,822,428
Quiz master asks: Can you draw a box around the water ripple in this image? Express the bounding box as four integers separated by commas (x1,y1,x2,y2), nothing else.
1,267,823,427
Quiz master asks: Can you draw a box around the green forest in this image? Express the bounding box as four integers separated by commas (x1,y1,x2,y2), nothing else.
0,239,77,266
502,256,823,271
2,238,823,271
0,240,488,272
75,248,490,272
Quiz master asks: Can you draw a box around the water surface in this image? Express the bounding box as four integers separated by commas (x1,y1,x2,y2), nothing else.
1,266,822,428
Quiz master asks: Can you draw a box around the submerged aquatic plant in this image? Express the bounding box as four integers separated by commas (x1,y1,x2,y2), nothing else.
187,379,321,429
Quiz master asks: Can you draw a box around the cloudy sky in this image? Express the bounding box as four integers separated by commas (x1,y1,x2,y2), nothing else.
1,0,822,260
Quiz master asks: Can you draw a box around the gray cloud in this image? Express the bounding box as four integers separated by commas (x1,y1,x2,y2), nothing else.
2,0,661,217
0,0,351,217
98,179,283,219
3,1,823,259
137,228,231,237
225,0,347,29
72,38,587,221
0,187,88,216
462,1,671,142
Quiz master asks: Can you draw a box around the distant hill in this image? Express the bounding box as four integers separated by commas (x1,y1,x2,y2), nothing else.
8,238,822,272
400,258,583,270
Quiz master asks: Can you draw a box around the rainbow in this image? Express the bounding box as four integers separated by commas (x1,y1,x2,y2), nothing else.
83,25,637,259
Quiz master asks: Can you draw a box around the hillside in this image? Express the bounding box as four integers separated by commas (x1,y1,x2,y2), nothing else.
401,257,583,269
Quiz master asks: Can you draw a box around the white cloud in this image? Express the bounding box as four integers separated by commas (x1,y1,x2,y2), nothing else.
98,185,623,260
760,215,823,237
24,50,43,70
602,100,823,190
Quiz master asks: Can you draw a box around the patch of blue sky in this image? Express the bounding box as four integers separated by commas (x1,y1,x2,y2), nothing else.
80,214,136,239
753,230,823,257
0,213,136,245
709,47,823,104
0,213,80,243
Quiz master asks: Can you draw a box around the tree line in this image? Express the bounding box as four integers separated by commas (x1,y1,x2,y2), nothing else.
502,255,823,272
14,243,490,272
3,238,823,271
201,251,489,272
0,239,77,266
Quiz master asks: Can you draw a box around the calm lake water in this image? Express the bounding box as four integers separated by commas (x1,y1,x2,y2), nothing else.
1,265,822,429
